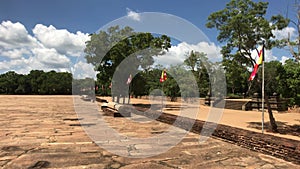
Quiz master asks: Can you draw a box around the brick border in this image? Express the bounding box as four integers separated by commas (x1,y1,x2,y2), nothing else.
101,103,300,164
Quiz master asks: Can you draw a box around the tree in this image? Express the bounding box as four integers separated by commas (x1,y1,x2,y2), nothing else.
0,71,19,94
15,75,31,94
223,59,249,96
285,0,300,61
84,26,171,101
206,0,289,132
184,51,210,97
28,70,45,94
283,59,300,105
206,0,289,67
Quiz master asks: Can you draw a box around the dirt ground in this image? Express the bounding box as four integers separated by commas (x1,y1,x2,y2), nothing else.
0,95,299,169
102,96,300,141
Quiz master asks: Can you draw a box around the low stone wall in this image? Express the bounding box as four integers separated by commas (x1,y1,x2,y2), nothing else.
224,100,249,110
101,102,300,164
129,105,300,165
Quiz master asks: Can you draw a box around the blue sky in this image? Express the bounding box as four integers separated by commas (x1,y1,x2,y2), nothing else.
0,0,298,77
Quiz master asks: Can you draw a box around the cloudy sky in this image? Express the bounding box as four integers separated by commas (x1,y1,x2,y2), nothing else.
0,0,298,78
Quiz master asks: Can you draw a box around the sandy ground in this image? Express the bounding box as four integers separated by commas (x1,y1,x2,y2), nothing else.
0,95,299,168
101,96,300,141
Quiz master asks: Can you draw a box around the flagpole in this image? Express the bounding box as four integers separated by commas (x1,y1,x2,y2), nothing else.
261,43,265,134
161,82,164,114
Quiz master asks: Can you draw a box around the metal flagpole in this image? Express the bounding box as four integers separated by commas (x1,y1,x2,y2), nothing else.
261,43,265,134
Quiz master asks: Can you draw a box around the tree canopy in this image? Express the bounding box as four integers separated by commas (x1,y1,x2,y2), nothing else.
0,70,72,95
84,25,171,97
206,0,289,67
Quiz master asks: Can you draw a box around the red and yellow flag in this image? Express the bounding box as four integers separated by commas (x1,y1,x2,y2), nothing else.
160,69,167,83
248,46,264,81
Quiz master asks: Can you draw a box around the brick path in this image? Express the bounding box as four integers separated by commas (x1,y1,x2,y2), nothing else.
0,95,299,168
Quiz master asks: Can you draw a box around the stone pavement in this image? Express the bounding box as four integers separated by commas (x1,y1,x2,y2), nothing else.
0,95,299,168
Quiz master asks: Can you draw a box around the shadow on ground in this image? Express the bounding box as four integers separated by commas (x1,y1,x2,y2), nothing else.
133,103,186,112
247,121,300,137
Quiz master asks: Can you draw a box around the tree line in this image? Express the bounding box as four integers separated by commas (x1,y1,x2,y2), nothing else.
0,70,72,95
1,0,299,109
0,57,299,106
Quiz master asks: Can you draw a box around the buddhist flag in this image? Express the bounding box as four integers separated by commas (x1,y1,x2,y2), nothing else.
160,70,167,83
257,46,264,65
248,46,264,81
249,64,259,81
126,74,132,85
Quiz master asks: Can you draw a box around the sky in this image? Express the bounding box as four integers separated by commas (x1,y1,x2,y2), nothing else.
0,0,298,78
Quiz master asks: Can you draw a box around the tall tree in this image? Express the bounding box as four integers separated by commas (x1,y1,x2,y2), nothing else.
184,51,210,97
283,59,300,105
206,0,289,67
206,0,289,132
84,26,171,101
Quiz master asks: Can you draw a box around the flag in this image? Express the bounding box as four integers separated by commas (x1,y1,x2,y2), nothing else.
160,69,167,83
248,46,264,81
126,74,132,85
257,46,264,65
248,64,259,81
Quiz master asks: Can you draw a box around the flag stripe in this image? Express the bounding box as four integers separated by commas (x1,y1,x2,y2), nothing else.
249,64,259,81
160,70,167,83
249,45,264,81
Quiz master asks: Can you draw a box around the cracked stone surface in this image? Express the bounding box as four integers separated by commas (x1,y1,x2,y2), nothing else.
0,95,299,169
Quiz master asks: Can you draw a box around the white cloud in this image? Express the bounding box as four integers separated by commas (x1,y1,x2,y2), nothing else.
250,47,277,63
155,42,221,66
280,56,290,64
0,49,71,75
0,21,89,75
0,21,37,49
265,50,277,62
72,61,96,79
32,24,90,57
0,48,31,59
126,8,141,21
272,26,297,41
31,47,71,68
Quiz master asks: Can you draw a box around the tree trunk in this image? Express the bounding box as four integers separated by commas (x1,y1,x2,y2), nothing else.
265,95,278,132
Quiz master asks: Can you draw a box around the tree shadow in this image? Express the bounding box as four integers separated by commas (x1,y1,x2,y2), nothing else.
133,104,185,111
247,121,300,137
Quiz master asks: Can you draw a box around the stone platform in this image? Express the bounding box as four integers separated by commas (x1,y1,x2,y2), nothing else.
0,95,299,168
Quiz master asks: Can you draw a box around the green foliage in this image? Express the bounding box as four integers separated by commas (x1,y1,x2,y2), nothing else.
84,26,171,97
206,0,289,67
223,59,248,95
247,60,300,106
282,60,300,105
130,72,148,97
206,0,291,101
0,70,72,95
0,71,19,94
184,51,210,97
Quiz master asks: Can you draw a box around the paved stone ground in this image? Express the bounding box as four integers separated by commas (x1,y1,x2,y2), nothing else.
0,95,299,169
